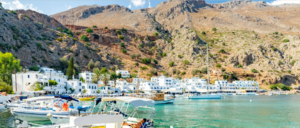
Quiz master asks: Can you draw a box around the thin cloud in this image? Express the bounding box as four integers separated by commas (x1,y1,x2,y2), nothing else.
128,4,132,9
130,0,146,7
0,0,43,13
148,0,151,8
267,0,300,5
65,5,72,10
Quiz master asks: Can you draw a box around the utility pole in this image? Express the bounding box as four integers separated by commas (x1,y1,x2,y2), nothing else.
137,68,140,95
15,69,17,93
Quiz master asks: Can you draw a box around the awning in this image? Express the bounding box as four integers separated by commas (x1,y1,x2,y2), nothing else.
55,95,79,102
101,97,155,108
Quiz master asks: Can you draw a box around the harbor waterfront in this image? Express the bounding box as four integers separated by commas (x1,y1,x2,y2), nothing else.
1,95,300,127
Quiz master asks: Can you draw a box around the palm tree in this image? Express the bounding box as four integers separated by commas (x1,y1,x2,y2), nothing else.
92,68,101,83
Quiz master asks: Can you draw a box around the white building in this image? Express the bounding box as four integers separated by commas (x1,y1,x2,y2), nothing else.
12,67,68,94
82,83,99,94
79,71,95,83
116,70,130,78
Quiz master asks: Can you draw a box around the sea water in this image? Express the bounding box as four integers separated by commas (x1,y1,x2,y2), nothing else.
1,95,300,127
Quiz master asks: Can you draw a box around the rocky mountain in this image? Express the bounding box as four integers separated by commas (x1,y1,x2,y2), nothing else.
2,0,300,89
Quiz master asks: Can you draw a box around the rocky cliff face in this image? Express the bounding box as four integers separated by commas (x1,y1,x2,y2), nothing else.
3,0,300,89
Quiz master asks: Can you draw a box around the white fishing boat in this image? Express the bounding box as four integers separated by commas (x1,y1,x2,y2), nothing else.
0,104,5,110
188,44,222,100
43,97,155,128
12,96,89,121
188,94,222,99
150,93,174,104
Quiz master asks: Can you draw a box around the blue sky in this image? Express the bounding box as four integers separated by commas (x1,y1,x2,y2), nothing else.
0,0,298,15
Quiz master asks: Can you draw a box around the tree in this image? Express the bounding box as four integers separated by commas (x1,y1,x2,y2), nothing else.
49,80,58,90
83,89,87,94
86,28,93,33
270,83,292,91
121,49,127,54
183,60,189,65
212,28,217,32
0,52,22,85
141,58,151,64
103,76,108,86
80,35,89,42
152,59,158,65
94,61,101,68
97,90,100,94
120,42,125,48
34,82,44,91
116,30,121,35
59,57,69,70
110,73,117,80
66,57,74,80
119,35,125,40
117,73,122,78
216,64,222,68
219,49,225,53
79,77,85,83
100,67,108,74
87,59,94,70
251,69,258,73
92,68,101,84
130,54,136,60
169,61,174,67
29,65,40,71
0,81,14,94
237,64,243,68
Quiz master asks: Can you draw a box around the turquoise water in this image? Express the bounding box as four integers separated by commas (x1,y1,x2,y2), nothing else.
1,95,300,127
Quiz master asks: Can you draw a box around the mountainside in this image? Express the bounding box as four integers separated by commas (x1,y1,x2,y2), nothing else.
2,0,300,89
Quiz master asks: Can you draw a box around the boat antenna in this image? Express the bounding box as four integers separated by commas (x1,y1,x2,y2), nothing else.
207,44,210,94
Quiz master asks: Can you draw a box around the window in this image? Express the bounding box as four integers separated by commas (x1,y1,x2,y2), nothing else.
79,83,81,86
89,86,91,89
59,79,60,82
79,89,81,92
28,75,30,78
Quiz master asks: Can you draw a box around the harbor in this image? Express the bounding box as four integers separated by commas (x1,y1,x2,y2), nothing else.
1,95,300,127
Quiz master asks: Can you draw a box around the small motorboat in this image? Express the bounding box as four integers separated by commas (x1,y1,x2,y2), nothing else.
78,97,95,101
151,93,174,104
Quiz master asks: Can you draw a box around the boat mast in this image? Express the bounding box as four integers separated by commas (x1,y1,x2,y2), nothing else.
207,44,209,94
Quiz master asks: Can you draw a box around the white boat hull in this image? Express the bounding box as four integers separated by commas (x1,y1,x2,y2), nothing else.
155,99,174,104
50,115,69,124
188,95,222,99
0,96,11,103
12,108,69,121
0,104,5,110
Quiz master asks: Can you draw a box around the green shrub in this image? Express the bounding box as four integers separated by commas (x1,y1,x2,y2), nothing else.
216,64,221,68
93,34,99,39
105,27,108,29
272,47,278,51
92,25,97,28
278,60,283,65
130,54,136,59
84,55,88,59
288,70,291,74
152,59,158,64
119,35,124,40
202,31,206,35
57,38,62,42
178,55,183,58
237,64,243,68
273,32,278,35
86,28,93,33
29,65,40,71
169,61,174,67
122,28,127,33
219,49,225,53
270,83,292,91
120,42,125,48
212,28,217,32
153,32,159,36
141,58,151,64
121,49,127,54
251,69,258,73
116,30,121,35
183,60,189,65
181,71,186,75
162,53,167,57
283,39,290,42
75,32,80,35
130,74,137,78
8,10,17,15
80,35,89,42
290,60,296,66
140,66,148,70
